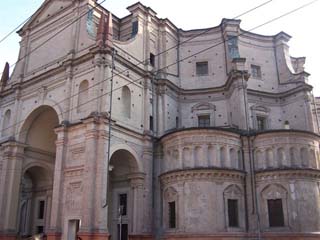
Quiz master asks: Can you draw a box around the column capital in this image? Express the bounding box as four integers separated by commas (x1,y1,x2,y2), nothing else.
128,172,146,189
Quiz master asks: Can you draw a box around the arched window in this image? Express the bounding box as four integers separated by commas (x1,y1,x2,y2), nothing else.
122,86,131,118
277,148,286,167
290,147,299,167
266,148,274,168
300,148,309,167
194,146,204,167
220,146,226,167
183,147,192,168
255,150,264,170
77,80,89,113
230,148,238,169
2,109,11,137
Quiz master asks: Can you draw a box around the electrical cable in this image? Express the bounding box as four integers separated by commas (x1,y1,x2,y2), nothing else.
0,16,31,44
0,0,275,137
1,0,317,148
0,0,107,75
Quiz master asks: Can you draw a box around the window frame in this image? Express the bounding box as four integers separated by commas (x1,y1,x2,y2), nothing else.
223,185,244,231
168,201,176,229
196,61,209,76
227,199,239,227
256,115,267,131
163,187,178,231
198,114,211,127
131,21,138,37
267,199,285,227
251,64,262,79
260,184,289,230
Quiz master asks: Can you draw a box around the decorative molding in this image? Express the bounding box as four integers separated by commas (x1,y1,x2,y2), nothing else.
64,165,84,178
255,169,320,182
160,168,245,185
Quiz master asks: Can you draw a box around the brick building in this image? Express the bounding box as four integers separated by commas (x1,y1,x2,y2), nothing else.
0,1,320,240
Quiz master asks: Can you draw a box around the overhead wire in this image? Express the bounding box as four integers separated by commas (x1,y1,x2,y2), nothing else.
0,0,107,75
1,0,318,147
0,0,274,137
0,16,31,44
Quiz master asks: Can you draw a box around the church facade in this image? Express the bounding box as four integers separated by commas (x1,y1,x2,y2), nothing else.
1,1,320,240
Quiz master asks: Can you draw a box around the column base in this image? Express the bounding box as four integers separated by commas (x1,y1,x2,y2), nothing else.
0,234,16,240
77,232,110,240
47,232,62,240
129,235,153,240
162,232,320,240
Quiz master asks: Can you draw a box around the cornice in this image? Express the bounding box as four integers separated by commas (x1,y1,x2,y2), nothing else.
160,168,245,185
1,51,95,98
255,168,320,182
155,75,309,100
160,127,241,142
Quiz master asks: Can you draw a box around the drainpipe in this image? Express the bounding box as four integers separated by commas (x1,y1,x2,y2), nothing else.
151,73,160,240
103,48,115,209
241,136,249,232
248,135,261,240
241,71,261,239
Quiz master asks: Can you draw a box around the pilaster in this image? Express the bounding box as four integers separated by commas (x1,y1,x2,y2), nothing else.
0,141,25,233
48,123,68,234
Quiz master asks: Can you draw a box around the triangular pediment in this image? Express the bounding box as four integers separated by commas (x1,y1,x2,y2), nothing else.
19,0,75,34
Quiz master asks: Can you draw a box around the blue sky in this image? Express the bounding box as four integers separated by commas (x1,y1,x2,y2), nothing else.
0,0,319,94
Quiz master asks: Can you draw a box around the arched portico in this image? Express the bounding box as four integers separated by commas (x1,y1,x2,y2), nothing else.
12,106,59,237
107,148,145,240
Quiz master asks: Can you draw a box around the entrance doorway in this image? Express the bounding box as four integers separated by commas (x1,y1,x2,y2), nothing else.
18,106,59,237
108,149,140,240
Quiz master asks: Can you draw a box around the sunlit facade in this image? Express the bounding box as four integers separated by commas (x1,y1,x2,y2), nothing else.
0,1,320,240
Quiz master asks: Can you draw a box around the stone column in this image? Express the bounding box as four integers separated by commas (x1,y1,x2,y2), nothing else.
47,124,68,240
129,174,145,234
80,116,99,233
141,142,153,234
78,115,110,240
0,141,25,239
63,65,73,121
45,190,52,234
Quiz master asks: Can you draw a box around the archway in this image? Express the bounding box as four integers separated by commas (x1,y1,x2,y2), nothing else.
18,106,59,237
107,149,143,240
19,166,53,236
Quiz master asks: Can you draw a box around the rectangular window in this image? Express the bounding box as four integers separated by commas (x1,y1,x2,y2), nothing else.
38,200,45,219
150,53,155,67
149,116,154,131
227,36,240,59
176,116,179,129
251,64,262,79
228,199,239,227
198,115,210,127
119,194,127,216
196,61,208,76
268,199,284,227
168,201,176,228
257,116,266,130
131,21,138,37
